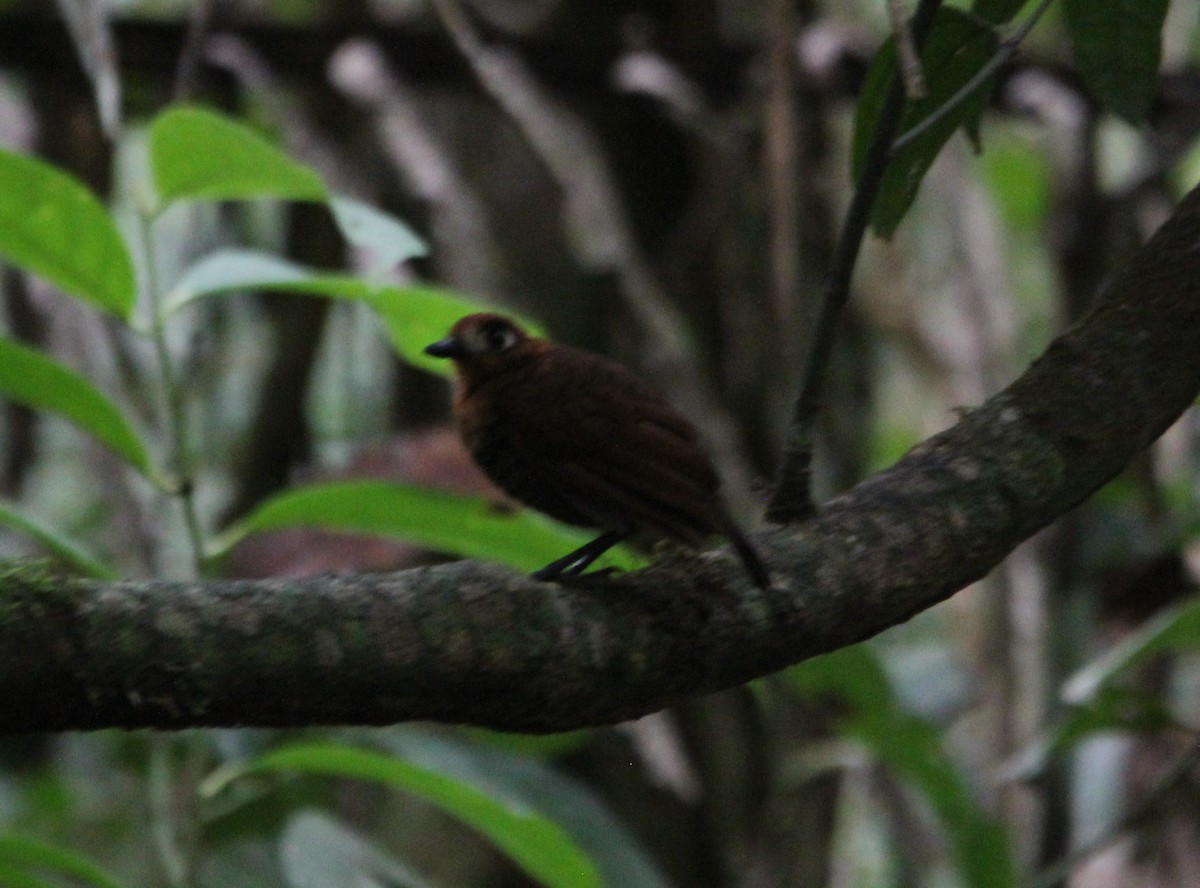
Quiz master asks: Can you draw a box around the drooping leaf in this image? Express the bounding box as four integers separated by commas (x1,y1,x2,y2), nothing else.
378,729,669,888
0,502,117,579
207,480,643,574
0,338,154,479
280,811,435,888
0,836,126,888
853,8,999,237
162,249,370,318
148,106,327,206
1063,598,1200,705
788,646,1017,888
1064,0,1169,123
0,149,135,319
329,196,428,278
208,744,601,888
1005,686,1180,779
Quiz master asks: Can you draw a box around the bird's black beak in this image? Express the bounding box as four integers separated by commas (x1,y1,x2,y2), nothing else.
424,337,464,359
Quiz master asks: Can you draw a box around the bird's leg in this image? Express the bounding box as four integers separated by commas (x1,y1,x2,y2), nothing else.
533,529,629,581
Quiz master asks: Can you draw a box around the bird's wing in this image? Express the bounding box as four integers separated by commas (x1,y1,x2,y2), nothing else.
545,374,724,543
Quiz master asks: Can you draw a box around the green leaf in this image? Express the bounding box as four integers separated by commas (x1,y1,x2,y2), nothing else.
148,106,327,207
1063,598,1200,705
853,8,999,238
163,249,369,318
1064,0,1168,123
378,729,669,888
0,861,57,888
0,502,117,579
280,811,435,888
0,149,135,319
329,196,428,278
207,480,643,574
369,285,546,376
0,836,126,888
1005,686,1179,779
788,646,1017,888
972,0,1027,25
164,249,541,376
209,744,601,888
0,338,154,478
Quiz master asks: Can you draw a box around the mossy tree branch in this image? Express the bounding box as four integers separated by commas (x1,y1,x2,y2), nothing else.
3,183,1200,734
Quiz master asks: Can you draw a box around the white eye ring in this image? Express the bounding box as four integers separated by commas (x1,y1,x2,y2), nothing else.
480,323,518,353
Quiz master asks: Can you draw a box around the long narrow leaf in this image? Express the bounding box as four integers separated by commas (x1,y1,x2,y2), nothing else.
0,501,117,579
1005,686,1179,780
379,729,669,888
1063,599,1200,705
788,647,1016,888
208,744,601,888
0,149,135,319
0,836,126,888
0,338,154,478
208,480,642,574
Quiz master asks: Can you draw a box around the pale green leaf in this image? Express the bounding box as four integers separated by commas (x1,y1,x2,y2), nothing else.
329,196,428,277
281,812,434,888
164,249,539,377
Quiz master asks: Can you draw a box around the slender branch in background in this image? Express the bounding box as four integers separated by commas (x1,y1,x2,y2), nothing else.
53,0,122,139
887,0,928,100
150,737,194,888
172,0,214,100
891,0,1057,156
764,0,801,336
766,0,943,524
1026,738,1200,888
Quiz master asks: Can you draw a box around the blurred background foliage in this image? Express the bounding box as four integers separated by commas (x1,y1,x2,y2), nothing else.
0,0,1198,886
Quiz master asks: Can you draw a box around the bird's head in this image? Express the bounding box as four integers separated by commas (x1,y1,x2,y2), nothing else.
424,313,542,383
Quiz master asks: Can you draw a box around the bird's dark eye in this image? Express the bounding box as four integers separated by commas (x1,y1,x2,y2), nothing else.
480,323,518,353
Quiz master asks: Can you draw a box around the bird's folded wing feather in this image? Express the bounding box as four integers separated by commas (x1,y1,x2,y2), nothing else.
506,363,724,542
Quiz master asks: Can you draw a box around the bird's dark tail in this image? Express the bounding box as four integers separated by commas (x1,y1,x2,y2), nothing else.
727,527,771,589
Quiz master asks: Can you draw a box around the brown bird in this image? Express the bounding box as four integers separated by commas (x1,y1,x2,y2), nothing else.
424,313,770,588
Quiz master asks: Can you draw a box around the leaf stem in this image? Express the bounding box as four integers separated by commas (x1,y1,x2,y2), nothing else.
891,0,1056,156
137,206,206,574
766,0,943,523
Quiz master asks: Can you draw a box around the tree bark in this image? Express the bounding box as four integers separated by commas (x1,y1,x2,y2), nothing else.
3,182,1200,735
